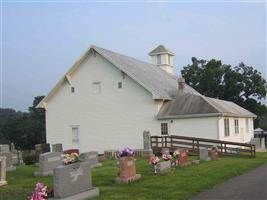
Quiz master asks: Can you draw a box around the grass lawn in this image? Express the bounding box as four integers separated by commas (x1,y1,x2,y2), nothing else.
1,153,267,200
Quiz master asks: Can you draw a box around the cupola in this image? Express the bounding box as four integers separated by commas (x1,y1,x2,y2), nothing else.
149,45,174,74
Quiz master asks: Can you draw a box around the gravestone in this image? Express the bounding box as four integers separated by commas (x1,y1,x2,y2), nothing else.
52,144,63,153
261,138,266,149
115,156,141,184
0,145,10,153
210,149,219,160
199,148,210,161
0,156,7,186
10,143,16,152
18,151,24,165
250,138,261,149
0,152,16,171
35,144,51,156
79,151,102,168
155,160,171,173
52,162,99,200
34,152,62,176
161,148,169,155
143,131,151,150
176,148,190,167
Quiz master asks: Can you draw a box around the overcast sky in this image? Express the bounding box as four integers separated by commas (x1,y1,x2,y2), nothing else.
2,1,266,111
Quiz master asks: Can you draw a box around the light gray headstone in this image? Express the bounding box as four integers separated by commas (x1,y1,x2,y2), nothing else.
0,156,7,186
0,152,16,171
34,152,62,176
10,143,16,152
143,131,151,150
53,162,92,198
52,144,63,153
261,138,266,149
155,160,171,173
0,145,10,153
79,151,102,168
250,138,261,149
199,148,210,161
161,148,169,155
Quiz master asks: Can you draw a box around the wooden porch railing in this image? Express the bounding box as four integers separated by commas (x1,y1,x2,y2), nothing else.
151,135,256,158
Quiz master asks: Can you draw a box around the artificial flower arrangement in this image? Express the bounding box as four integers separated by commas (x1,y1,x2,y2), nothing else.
29,182,48,200
62,153,79,165
172,149,180,159
149,155,160,165
119,147,134,157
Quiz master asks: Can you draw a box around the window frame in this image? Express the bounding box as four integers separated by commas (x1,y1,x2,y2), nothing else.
246,118,249,133
157,55,161,65
161,123,168,135
224,118,230,137
71,86,75,93
92,81,101,94
234,119,239,135
71,126,79,145
118,82,122,89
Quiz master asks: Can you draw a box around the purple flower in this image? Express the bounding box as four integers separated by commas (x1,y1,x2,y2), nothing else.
119,147,134,157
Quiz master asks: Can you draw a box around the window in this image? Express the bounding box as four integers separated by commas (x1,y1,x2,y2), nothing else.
161,123,168,135
168,55,171,65
157,55,161,64
224,118,230,137
71,86,75,93
72,127,79,145
118,82,122,89
92,82,101,94
246,118,249,133
234,119,239,134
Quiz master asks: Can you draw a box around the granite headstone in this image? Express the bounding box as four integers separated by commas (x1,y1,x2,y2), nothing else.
34,152,62,176
52,162,99,200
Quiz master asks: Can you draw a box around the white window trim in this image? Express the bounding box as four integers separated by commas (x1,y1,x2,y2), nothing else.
234,119,239,135
224,118,230,137
161,123,168,135
157,55,161,65
71,125,80,145
92,81,101,94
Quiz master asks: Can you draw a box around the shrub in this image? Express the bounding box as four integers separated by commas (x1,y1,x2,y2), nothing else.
23,154,38,165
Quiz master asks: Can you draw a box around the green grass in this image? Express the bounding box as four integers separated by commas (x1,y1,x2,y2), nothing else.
1,153,267,200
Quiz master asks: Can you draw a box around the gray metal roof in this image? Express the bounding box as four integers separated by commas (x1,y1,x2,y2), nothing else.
157,93,256,119
92,46,199,99
148,45,175,56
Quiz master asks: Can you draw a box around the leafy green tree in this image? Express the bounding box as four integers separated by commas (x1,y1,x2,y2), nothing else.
181,58,267,127
0,95,45,150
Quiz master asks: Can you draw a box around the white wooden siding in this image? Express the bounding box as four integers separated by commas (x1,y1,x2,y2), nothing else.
46,52,161,153
218,117,254,143
160,117,219,139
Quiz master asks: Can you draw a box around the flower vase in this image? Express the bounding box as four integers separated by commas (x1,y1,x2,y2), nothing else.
154,164,157,174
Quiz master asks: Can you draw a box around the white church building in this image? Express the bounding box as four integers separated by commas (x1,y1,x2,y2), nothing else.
37,45,256,153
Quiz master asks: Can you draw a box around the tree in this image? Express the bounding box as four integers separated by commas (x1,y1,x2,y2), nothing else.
0,95,46,150
181,58,267,127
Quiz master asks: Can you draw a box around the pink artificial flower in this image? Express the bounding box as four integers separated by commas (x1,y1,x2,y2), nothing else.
162,154,172,161
149,156,160,165
29,182,47,200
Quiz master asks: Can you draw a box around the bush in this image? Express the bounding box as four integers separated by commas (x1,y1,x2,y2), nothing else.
23,154,38,165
